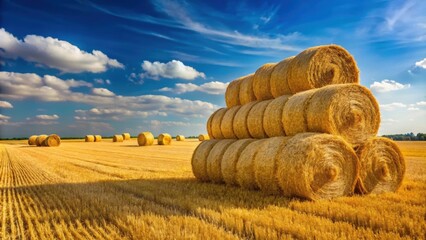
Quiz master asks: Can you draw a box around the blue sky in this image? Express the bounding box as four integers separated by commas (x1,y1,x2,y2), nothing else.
0,0,425,138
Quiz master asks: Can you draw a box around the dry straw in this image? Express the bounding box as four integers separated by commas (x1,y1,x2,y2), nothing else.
85,135,95,142
283,84,380,146
225,76,244,107
238,74,256,105
276,133,359,200
221,139,256,186
356,137,405,194
122,133,131,140
158,133,172,145
43,134,61,147
192,140,220,181
247,100,272,138
220,105,241,139
36,135,48,146
206,139,237,183
263,95,290,137
211,108,227,139
94,135,102,142
236,139,267,189
253,63,276,100
28,135,38,145
206,110,217,138
198,134,210,141
270,56,295,97
233,101,258,139
176,135,185,141
113,135,124,142
138,132,154,146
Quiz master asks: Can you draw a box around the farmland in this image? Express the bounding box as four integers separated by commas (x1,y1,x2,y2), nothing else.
0,139,425,239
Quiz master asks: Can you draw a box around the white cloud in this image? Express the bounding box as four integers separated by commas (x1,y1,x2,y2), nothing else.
140,60,205,80
160,81,228,95
75,108,167,121
408,107,420,111
35,114,59,120
149,119,203,127
415,58,426,69
0,101,13,108
0,28,124,73
416,101,426,106
94,78,111,85
92,88,115,97
380,102,407,111
370,79,410,93
0,114,11,120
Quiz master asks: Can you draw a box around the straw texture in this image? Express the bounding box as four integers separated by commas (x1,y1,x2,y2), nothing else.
206,139,237,183
122,133,131,140
220,105,241,139
225,76,243,107
270,56,295,97
211,108,227,139
192,140,220,181
138,132,154,146
94,135,102,142
263,95,290,137
238,74,256,105
198,134,210,141
158,133,172,145
113,135,124,142
253,63,276,101
247,100,271,138
43,134,61,147
36,135,48,146
236,139,267,189
28,135,38,145
233,101,258,139
85,135,95,142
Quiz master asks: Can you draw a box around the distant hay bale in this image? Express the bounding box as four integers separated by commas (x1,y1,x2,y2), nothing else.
122,133,131,140
43,134,61,147
238,74,256,105
283,84,380,146
225,76,243,107
206,139,237,183
236,139,267,189
206,109,217,138
270,56,295,98
233,101,258,139
247,100,272,138
221,139,256,186
191,140,220,181
263,95,290,137
220,105,241,139
35,135,48,146
198,134,210,141
138,132,154,146
211,108,227,139
253,63,276,101
176,135,185,141
254,137,290,194
276,133,359,200
158,133,172,145
28,135,38,145
356,137,405,194
113,135,124,142
85,135,95,142
94,135,102,142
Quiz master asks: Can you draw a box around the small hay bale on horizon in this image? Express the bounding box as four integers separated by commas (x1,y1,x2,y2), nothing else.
28,135,38,145
198,134,210,141
85,135,95,142
158,133,172,145
35,135,48,146
176,135,185,141
113,135,124,142
42,134,61,147
122,133,131,140
138,132,154,146
94,135,102,142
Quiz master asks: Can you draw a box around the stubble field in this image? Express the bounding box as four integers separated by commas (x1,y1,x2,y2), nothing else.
0,139,425,239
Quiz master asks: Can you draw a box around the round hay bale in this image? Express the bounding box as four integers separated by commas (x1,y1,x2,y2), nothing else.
270,56,295,97
220,105,241,139
225,76,243,107
28,135,38,145
239,74,256,105
138,132,154,146
198,134,210,141
85,135,95,142
35,135,48,146
176,135,185,141
236,139,267,189
263,95,291,137
206,139,237,183
276,133,359,200
233,101,258,139
43,134,61,147
282,89,317,136
253,63,276,101
191,140,220,181
122,133,131,140
287,44,359,93
211,108,227,139
113,135,124,142
254,137,290,194
247,100,271,138
355,137,405,194
206,109,217,138
221,139,256,186
158,133,172,145
94,135,102,142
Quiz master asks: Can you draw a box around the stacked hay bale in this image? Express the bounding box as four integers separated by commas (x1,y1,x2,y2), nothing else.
192,44,405,200
28,134,61,147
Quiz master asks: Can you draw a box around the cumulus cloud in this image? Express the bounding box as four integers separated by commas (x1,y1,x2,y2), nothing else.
149,119,203,127
380,102,407,111
92,88,115,97
0,28,124,73
408,107,420,111
160,81,228,95
35,114,59,120
0,114,11,125
75,108,167,121
415,58,426,69
94,78,111,85
0,101,13,108
370,79,410,93
416,101,426,106
140,60,205,80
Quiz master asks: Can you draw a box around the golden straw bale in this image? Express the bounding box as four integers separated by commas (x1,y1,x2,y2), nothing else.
85,135,95,142
221,139,256,186
263,95,290,137
158,133,172,145
238,74,256,105
113,135,124,142
206,109,217,138
43,134,61,147
355,137,405,194
270,56,295,97
191,140,220,181
35,135,48,146
176,135,185,141
233,101,258,139
94,135,102,142
206,139,237,183
236,139,267,189
28,135,38,145
198,134,210,141
138,132,154,146
253,63,276,101
287,44,359,93
282,89,317,136
220,105,241,139
211,108,227,139
276,133,359,200
247,100,271,138
225,76,243,107
122,133,131,140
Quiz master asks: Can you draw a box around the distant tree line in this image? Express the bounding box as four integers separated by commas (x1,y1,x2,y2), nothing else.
382,133,426,141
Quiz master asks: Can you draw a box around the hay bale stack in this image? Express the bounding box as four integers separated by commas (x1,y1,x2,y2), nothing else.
220,105,241,139
206,110,216,138
176,135,185,141
270,56,295,97
198,134,210,141
236,139,267,189
138,132,154,146
28,135,38,145
85,135,95,142
192,140,220,181
283,84,380,146
122,133,131,140
94,135,102,142
225,76,244,107
206,139,237,183
210,108,227,139
356,137,405,194
158,133,172,145
113,135,124,142
253,63,276,101
221,139,256,186
263,95,290,137
276,133,359,200
247,100,272,138
43,134,61,147
238,74,256,105
35,135,48,146
233,101,258,139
